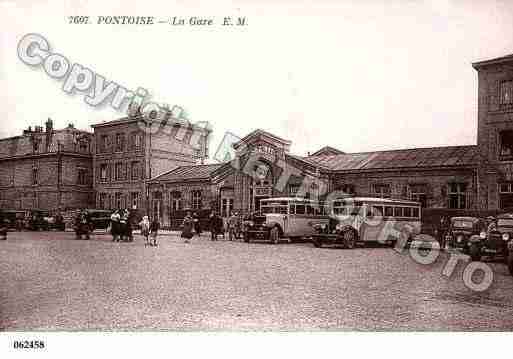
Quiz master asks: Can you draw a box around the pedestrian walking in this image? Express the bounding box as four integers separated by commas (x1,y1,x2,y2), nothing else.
110,210,121,242
139,215,150,246
181,211,194,243
193,212,202,237
150,217,160,247
227,211,238,241
119,209,129,242
209,211,223,241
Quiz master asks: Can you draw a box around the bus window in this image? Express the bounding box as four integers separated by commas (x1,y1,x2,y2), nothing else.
306,205,315,215
372,206,383,217
295,205,305,215
261,206,272,214
277,206,288,214
394,207,403,217
403,207,412,217
412,207,420,218
384,206,393,217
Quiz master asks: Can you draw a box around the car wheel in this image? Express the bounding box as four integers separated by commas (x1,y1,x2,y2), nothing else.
270,227,280,244
469,243,481,262
508,253,513,276
312,237,322,248
343,229,356,249
243,233,250,243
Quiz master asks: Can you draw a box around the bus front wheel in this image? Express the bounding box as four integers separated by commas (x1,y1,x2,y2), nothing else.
270,227,280,245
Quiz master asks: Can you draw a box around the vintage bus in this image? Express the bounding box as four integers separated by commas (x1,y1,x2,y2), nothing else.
243,197,330,244
311,197,421,248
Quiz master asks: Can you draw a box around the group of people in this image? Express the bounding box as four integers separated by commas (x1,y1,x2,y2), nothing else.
179,211,244,243
110,209,160,246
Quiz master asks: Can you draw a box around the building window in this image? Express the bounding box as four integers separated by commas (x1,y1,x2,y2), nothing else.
191,190,202,209
499,130,513,161
131,161,140,180
409,184,427,207
32,167,38,185
100,135,109,153
499,182,513,209
170,191,182,211
99,193,108,209
289,184,300,196
448,183,467,209
33,139,41,153
115,133,124,152
134,132,142,151
100,164,108,182
115,192,123,209
500,80,513,106
77,168,87,185
79,141,89,153
372,183,391,198
336,184,355,195
115,162,124,181
130,192,140,209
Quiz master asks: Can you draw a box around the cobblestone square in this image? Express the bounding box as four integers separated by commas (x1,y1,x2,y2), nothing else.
1,232,513,331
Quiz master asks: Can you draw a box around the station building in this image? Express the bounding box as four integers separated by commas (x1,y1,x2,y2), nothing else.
146,53,513,228
2,53,513,226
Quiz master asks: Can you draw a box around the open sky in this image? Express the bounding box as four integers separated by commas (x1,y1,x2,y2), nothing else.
1,0,513,159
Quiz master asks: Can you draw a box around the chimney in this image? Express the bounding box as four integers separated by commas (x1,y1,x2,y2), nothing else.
45,118,53,133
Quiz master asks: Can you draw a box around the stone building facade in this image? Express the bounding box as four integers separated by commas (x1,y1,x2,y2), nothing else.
91,113,211,213
0,119,94,211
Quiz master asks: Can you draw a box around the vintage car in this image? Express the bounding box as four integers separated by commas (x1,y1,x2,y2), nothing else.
0,214,8,240
467,213,513,262
86,209,112,231
445,216,487,253
310,217,357,248
242,212,268,242
26,209,51,231
0,209,26,231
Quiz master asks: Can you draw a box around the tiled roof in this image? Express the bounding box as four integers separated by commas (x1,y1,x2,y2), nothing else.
150,163,224,182
302,145,480,171
310,146,345,156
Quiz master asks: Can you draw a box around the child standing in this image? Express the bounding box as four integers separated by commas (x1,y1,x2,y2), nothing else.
150,217,160,247
139,216,150,246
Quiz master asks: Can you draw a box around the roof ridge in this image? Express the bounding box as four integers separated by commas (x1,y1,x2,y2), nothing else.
307,144,477,158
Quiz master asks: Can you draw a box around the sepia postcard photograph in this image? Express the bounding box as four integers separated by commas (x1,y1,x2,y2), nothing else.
1,0,512,357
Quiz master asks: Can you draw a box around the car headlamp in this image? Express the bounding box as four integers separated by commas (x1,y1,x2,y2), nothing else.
479,231,486,239
503,233,510,241
457,235,463,243
335,224,343,231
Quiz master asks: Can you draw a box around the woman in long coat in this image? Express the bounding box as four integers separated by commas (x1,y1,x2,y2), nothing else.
181,211,194,243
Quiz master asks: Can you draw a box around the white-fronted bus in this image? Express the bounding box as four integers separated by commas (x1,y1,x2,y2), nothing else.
243,197,329,244
311,197,421,248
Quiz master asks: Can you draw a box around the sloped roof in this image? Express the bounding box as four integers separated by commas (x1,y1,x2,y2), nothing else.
303,145,479,172
310,146,345,156
233,129,291,150
150,163,224,182
472,53,513,70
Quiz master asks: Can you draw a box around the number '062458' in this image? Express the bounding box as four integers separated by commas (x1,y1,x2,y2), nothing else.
13,340,45,349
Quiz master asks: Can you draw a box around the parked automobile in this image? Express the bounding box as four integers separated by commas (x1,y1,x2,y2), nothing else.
27,209,51,231
467,213,513,262
0,214,8,240
0,209,26,231
445,216,487,253
86,209,112,231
